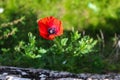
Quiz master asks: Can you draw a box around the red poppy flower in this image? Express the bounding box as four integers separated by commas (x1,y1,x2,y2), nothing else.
38,16,63,40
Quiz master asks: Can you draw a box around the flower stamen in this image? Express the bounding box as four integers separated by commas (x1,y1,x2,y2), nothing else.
48,28,56,34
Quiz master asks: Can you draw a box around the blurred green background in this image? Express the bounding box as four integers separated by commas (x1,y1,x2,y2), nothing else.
1,0,120,33
0,0,120,73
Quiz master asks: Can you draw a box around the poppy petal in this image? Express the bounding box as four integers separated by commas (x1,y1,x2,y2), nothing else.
38,16,63,40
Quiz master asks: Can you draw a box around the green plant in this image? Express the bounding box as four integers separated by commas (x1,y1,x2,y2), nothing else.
0,0,120,73
49,30,97,56
0,17,24,52
14,32,47,59
0,31,97,72
0,31,96,72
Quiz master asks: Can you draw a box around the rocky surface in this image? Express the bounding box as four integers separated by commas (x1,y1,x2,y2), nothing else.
0,66,120,80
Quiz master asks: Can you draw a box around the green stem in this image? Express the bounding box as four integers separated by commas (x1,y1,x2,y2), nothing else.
54,39,63,52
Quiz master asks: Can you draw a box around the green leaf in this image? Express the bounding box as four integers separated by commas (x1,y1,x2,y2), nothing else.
61,38,68,46
72,31,81,41
39,48,47,54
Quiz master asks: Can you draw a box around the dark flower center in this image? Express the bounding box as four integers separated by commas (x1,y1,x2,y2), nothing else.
48,28,56,34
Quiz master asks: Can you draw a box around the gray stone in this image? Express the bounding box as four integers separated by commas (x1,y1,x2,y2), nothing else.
0,66,120,79
6,75,31,80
